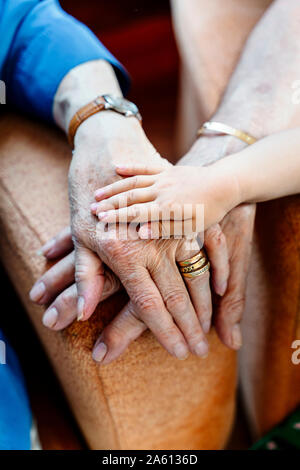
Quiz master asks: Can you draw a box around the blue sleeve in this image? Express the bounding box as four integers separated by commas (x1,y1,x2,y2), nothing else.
0,0,129,122
0,330,31,450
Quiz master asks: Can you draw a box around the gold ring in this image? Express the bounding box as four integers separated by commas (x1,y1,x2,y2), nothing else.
180,256,207,273
181,261,210,278
177,250,205,267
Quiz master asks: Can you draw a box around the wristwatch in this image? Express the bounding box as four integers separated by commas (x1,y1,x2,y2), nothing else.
68,94,142,148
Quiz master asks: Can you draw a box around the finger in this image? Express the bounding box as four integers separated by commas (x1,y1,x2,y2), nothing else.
176,240,212,334
101,269,121,301
119,267,189,360
214,205,255,350
42,284,77,331
214,270,245,351
182,272,212,335
29,251,75,304
75,243,105,322
92,300,147,364
93,188,156,214
138,220,198,239
115,164,165,176
204,224,229,296
38,226,73,259
97,202,156,223
150,258,209,357
42,274,121,331
94,175,154,201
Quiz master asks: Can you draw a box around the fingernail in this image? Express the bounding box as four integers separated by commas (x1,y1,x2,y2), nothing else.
38,238,55,257
173,343,189,360
77,296,85,321
29,281,46,302
90,203,98,213
115,165,126,171
231,324,242,349
98,212,108,220
42,307,58,328
194,341,209,357
92,342,107,362
217,281,228,296
94,189,104,199
202,320,211,334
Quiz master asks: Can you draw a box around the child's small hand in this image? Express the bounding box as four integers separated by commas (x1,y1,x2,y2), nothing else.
90,163,239,235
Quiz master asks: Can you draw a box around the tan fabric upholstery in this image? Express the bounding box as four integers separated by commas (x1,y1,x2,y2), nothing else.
0,114,236,449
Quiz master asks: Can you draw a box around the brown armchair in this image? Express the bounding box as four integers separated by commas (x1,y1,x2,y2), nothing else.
0,113,236,449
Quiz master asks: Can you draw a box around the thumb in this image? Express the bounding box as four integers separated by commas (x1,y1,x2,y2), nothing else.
75,243,105,321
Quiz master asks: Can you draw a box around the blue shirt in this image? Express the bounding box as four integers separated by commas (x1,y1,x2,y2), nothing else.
0,0,129,121
0,0,128,449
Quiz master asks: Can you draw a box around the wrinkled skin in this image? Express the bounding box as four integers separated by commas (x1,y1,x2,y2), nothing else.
31,124,250,364
67,115,229,361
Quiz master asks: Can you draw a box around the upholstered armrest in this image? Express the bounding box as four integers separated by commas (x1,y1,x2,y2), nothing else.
0,114,236,449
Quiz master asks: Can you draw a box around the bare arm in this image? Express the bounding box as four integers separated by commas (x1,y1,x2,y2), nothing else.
182,0,300,167
52,59,224,362
225,129,300,203
177,0,300,349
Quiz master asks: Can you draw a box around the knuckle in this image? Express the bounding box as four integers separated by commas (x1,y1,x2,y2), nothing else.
165,289,188,313
129,204,139,217
75,265,89,282
132,176,138,189
206,225,225,246
103,326,123,348
102,198,114,211
159,326,180,343
187,330,204,344
135,292,160,315
127,190,135,205
59,290,74,308
220,296,246,322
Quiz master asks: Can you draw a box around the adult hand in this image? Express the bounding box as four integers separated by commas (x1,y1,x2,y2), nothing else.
30,115,229,364
68,111,214,360
31,221,229,364
178,135,256,350
29,227,121,330
33,60,230,363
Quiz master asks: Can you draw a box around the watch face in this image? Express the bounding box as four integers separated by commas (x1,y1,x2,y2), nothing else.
103,94,139,117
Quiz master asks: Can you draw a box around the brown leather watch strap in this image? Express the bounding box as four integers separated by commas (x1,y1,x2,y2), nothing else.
68,96,106,148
